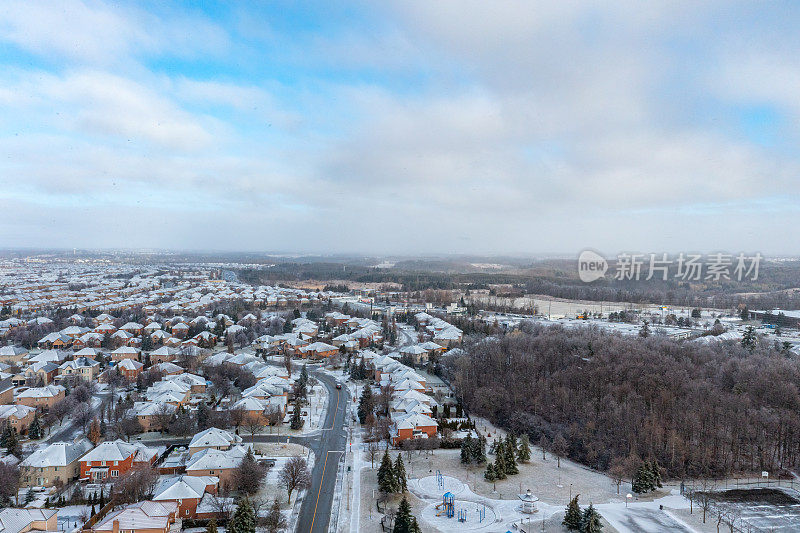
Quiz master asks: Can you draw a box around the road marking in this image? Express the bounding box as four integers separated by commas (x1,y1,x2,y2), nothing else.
309,451,329,533
309,388,340,533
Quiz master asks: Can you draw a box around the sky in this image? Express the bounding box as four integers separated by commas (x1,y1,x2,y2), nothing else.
1,1,799,256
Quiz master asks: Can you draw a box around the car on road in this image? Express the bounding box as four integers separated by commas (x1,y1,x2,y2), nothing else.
335,383,342,389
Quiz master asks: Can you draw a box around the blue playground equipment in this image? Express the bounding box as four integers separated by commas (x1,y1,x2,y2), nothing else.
436,491,454,518
458,509,467,522
477,504,485,522
436,470,443,489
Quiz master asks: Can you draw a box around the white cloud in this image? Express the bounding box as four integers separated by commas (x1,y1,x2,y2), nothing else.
0,0,797,254
0,0,228,65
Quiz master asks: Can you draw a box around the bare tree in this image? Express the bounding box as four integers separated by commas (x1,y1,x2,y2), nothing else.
0,463,20,505
283,352,292,378
263,498,287,533
229,404,247,431
279,456,311,502
263,407,283,430
552,434,568,468
152,403,174,433
73,403,94,433
112,465,158,504
367,442,379,469
210,489,235,521
115,417,143,442
244,415,266,438
538,435,550,461
608,457,629,495
695,479,717,524
50,397,76,426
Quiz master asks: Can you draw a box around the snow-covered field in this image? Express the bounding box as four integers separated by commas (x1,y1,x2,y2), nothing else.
596,492,696,533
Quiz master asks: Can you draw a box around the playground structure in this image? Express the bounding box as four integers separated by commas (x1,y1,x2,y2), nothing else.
436,492,455,518
434,491,488,523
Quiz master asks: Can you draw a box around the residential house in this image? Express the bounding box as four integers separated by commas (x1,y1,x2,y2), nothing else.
391,413,438,445
0,345,28,364
187,428,242,456
152,475,217,518
185,445,249,490
0,508,57,533
300,342,339,360
20,439,92,487
79,440,159,482
89,501,178,533
111,346,140,362
58,357,100,383
16,385,65,410
117,358,144,381
0,404,36,434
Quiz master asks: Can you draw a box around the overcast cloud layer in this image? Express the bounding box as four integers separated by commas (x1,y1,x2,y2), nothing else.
0,1,798,255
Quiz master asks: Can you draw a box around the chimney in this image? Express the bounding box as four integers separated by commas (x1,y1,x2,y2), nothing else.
112,519,120,533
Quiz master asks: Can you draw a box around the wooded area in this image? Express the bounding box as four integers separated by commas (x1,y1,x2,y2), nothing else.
445,325,800,479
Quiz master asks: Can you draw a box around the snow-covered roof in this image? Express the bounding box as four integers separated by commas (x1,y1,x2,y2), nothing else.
21,439,92,468
188,427,240,449
153,475,217,501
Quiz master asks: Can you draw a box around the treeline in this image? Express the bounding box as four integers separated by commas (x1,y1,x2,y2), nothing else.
444,325,800,479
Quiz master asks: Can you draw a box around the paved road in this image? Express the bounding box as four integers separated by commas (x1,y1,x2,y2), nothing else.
297,370,349,533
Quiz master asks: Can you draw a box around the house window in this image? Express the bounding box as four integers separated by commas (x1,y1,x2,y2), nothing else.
110,470,119,477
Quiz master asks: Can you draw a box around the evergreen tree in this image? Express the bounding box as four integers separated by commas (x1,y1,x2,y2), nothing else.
639,320,650,338
197,401,209,430
394,453,407,493
581,504,603,533
378,450,396,493
460,434,474,464
393,496,414,533
474,434,487,464
741,325,757,352
494,441,507,479
6,427,20,457
299,364,309,387
631,463,655,494
24,489,35,505
649,460,663,488
484,462,496,482
517,434,531,463
28,413,42,440
0,424,9,448
206,518,218,533
357,386,373,424
563,495,582,530
290,400,303,430
229,498,256,533
503,434,518,475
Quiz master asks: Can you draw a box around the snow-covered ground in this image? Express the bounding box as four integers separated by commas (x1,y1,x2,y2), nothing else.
596,492,697,533
56,505,92,533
